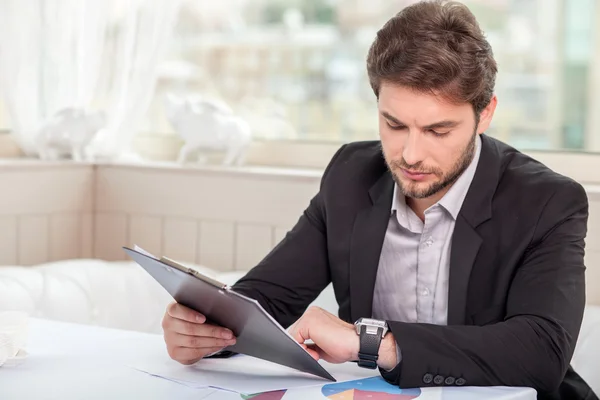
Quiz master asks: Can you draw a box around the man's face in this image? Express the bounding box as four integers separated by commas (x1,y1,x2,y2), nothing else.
378,83,495,200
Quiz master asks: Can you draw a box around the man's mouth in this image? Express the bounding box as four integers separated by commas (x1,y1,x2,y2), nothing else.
400,168,431,181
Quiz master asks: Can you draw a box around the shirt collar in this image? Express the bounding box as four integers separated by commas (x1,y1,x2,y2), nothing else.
391,134,482,220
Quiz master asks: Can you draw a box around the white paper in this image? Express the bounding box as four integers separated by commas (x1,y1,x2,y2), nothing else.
134,245,158,260
131,354,378,395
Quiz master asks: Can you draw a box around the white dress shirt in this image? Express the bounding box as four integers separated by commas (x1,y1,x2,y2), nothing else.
372,135,482,327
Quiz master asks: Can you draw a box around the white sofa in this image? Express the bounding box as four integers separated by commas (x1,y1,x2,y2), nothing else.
0,259,338,335
0,259,598,394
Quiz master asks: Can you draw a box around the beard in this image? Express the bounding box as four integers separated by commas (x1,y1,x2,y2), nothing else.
386,133,477,199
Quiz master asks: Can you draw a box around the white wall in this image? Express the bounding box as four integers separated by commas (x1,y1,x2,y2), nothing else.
0,161,94,265
93,164,320,270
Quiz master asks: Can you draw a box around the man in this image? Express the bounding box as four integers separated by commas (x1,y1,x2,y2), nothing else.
161,1,597,399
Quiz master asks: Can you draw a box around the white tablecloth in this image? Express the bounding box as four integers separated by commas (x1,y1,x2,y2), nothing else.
0,318,536,400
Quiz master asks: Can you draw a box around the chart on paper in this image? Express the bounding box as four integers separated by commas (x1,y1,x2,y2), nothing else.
236,380,537,400
240,377,422,400
321,377,422,399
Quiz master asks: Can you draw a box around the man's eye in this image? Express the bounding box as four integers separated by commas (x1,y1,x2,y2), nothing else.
429,129,449,137
386,122,405,130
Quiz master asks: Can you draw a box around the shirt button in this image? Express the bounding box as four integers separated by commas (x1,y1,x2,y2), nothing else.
424,237,434,247
421,288,430,297
456,378,466,386
445,376,456,385
433,375,445,385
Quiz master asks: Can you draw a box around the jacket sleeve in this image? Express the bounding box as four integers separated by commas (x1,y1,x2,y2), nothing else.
381,181,589,394
231,145,346,329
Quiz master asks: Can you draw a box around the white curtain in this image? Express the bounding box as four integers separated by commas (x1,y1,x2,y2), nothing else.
0,0,181,159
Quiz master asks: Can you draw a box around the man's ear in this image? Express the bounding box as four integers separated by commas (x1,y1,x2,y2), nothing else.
477,95,498,134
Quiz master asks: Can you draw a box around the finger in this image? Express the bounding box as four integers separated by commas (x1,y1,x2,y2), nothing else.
167,332,237,349
303,344,320,361
168,318,235,340
288,322,308,345
170,346,224,364
200,347,228,358
167,302,206,323
179,356,202,366
300,342,320,359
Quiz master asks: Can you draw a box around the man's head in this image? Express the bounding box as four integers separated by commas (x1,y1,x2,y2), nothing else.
367,0,498,200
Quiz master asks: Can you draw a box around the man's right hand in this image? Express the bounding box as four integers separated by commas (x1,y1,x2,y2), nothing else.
162,302,237,365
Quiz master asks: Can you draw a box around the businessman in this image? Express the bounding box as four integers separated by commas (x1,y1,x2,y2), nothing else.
161,1,597,399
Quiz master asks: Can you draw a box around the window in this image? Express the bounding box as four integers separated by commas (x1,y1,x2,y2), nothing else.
142,0,600,153
0,1,596,155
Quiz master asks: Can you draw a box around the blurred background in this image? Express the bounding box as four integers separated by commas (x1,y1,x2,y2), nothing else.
0,0,598,158
148,0,598,150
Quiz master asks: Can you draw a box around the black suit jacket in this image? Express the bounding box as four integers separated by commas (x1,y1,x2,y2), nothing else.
232,134,597,400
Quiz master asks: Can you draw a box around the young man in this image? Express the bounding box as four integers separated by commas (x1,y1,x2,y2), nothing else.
161,1,597,399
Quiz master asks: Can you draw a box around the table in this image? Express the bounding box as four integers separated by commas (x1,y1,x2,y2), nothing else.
0,318,537,399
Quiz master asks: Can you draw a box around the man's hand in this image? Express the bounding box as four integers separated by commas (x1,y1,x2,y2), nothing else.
288,306,398,370
162,302,237,365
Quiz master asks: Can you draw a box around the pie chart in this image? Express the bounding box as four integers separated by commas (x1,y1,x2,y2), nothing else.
322,377,422,399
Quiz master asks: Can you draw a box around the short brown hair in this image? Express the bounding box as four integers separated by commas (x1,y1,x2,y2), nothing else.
367,0,497,116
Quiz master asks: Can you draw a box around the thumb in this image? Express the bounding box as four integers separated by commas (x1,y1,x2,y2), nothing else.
288,320,309,345
303,343,321,361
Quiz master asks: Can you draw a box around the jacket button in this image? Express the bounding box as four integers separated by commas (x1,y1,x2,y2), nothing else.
456,378,466,386
445,377,456,385
433,375,444,385
423,373,434,384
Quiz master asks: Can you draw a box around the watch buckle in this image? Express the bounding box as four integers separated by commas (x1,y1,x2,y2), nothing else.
365,325,380,336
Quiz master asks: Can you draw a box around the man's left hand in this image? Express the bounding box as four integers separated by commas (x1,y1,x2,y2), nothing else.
288,306,397,370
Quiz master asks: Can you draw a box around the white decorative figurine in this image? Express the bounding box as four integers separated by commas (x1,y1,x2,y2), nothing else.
165,93,252,166
35,108,106,162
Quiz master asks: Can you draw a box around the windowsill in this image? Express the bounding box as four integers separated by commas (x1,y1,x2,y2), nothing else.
3,155,600,204
100,159,323,181
131,133,342,170
3,132,600,188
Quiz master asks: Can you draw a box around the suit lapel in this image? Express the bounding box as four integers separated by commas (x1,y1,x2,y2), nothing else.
349,173,394,323
447,215,482,325
447,134,501,325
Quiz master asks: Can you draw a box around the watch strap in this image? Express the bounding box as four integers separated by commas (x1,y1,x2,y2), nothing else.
358,325,383,369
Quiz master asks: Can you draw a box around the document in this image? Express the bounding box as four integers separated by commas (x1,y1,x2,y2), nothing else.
131,354,379,395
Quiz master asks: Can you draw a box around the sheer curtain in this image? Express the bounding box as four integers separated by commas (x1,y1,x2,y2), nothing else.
0,0,181,160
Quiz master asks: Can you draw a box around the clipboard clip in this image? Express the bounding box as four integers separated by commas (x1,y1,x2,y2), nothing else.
159,256,229,290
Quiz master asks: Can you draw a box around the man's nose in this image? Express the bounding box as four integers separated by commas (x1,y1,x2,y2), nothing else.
402,132,425,167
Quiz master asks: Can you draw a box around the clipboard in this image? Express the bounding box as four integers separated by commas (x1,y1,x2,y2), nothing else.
123,246,336,382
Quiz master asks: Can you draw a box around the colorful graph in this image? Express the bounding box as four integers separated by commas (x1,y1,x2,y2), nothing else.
322,377,422,399
241,377,421,399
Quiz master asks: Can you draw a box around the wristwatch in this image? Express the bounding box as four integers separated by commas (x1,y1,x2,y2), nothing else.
354,318,389,369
